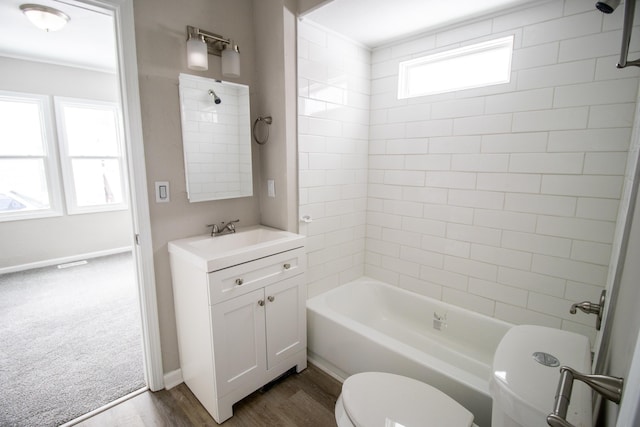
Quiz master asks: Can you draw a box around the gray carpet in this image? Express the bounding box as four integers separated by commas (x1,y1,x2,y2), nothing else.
0,252,145,426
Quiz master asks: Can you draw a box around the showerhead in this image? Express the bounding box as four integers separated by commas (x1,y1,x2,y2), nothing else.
208,89,222,104
596,0,620,13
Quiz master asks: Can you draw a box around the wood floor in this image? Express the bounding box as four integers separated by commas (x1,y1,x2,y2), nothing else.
75,364,342,427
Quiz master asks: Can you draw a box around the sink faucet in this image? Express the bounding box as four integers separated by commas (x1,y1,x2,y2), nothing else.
207,219,239,236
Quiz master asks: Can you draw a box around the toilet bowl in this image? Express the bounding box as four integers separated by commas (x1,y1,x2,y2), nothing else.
335,325,592,427
335,371,474,427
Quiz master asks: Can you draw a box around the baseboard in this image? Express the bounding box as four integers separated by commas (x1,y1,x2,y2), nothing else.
307,353,346,383
163,368,183,390
0,247,133,275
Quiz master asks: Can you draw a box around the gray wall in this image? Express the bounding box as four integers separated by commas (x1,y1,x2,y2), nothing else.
298,0,330,15
254,0,299,232
0,57,132,269
133,0,301,373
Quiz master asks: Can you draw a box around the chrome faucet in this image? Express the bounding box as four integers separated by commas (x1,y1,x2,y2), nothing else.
569,290,606,330
207,219,239,236
433,312,447,331
569,301,600,316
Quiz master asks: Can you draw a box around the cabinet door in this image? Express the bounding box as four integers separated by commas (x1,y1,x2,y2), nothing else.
212,288,266,397
264,275,306,369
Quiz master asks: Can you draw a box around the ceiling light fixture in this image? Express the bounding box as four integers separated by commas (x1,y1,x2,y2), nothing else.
20,3,70,32
186,26,240,78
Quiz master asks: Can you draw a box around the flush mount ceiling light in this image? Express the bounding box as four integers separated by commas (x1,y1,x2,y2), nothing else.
186,25,240,78
20,3,70,32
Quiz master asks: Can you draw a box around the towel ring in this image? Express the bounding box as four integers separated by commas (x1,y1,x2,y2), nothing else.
253,116,272,145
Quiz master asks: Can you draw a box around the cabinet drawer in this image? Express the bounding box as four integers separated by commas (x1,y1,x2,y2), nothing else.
208,248,305,305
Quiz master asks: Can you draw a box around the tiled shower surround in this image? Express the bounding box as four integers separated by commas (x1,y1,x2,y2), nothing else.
298,0,640,342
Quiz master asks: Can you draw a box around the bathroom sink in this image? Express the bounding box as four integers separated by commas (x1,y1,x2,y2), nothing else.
168,225,305,272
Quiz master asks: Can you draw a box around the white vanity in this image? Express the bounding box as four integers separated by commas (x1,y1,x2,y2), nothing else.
168,225,307,423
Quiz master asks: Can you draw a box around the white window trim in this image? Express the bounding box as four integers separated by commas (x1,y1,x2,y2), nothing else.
54,96,129,215
0,91,63,223
398,35,514,99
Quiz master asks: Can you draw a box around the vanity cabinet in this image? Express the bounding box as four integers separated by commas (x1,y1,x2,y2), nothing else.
169,235,306,424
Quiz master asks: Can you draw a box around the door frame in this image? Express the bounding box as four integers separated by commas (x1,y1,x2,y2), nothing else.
591,97,640,378
75,0,164,390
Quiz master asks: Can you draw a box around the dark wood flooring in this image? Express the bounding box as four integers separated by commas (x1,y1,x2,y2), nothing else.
75,363,342,427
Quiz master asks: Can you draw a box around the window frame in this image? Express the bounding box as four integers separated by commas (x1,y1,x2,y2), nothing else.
54,96,129,215
397,35,514,99
0,91,63,222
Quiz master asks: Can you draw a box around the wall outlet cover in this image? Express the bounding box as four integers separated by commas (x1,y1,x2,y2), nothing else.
268,179,276,198
155,181,170,203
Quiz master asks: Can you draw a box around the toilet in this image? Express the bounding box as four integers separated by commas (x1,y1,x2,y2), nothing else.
335,325,593,427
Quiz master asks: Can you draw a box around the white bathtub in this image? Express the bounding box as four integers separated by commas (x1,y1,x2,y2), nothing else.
306,277,513,427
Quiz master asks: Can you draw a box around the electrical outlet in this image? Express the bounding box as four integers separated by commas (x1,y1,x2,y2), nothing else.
267,179,276,198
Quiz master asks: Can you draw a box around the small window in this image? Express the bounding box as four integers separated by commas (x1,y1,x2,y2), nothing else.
0,91,62,222
398,36,514,99
55,97,128,214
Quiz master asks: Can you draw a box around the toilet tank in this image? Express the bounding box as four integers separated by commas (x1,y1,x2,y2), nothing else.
490,325,592,427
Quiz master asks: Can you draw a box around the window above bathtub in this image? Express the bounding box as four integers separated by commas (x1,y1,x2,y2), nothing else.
397,35,514,99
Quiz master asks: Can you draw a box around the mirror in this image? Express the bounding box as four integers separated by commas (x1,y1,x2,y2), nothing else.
178,74,252,202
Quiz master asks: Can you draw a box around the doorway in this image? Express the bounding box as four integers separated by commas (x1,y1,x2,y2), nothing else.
0,0,161,424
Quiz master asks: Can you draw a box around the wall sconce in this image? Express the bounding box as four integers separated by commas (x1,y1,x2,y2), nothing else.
186,26,240,78
20,4,70,32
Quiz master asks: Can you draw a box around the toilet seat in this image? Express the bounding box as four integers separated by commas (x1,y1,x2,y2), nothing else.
338,372,474,427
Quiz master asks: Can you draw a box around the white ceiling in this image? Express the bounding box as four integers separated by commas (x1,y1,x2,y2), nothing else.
304,0,539,47
0,0,539,72
0,0,116,72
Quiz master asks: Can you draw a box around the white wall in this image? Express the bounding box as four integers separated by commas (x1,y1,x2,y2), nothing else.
601,76,640,423
298,21,370,297
0,57,132,269
605,165,640,423
300,0,640,343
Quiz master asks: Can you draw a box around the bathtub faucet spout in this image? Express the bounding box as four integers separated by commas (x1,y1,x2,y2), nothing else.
433,312,447,331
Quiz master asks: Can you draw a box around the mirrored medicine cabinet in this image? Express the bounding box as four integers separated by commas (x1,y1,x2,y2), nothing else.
178,73,252,202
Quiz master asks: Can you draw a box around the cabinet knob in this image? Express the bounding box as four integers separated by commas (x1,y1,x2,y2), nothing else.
267,296,275,302
258,299,265,306
235,278,244,286
283,263,291,270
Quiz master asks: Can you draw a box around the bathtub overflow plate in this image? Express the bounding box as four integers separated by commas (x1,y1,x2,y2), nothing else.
532,351,560,367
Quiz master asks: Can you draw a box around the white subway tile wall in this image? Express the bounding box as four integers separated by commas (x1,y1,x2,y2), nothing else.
298,23,370,297
298,1,640,342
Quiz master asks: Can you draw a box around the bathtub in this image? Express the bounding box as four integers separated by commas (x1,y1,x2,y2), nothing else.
306,277,513,427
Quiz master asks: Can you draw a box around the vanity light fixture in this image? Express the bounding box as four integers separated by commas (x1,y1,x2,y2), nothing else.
186,26,240,78
20,4,70,32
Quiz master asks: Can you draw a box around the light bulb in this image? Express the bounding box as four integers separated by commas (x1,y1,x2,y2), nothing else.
221,43,240,78
187,34,208,71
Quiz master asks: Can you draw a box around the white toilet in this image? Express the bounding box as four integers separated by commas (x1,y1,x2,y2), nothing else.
335,325,592,427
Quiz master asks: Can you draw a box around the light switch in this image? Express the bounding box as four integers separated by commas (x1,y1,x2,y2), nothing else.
155,181,170,203
267,179,276,198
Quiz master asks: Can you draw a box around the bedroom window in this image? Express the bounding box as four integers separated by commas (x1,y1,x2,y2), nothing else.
398,35,514,99
55,97,128,214
0,91,62,222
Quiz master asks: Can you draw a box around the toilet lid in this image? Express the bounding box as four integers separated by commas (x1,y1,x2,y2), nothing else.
341,372,474,427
